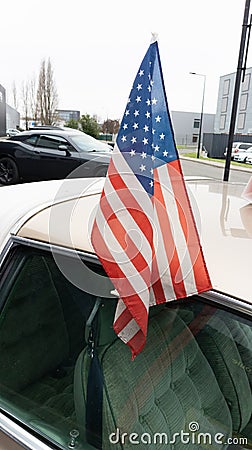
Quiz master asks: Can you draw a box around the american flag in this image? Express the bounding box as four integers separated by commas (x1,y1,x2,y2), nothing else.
91,38,212,358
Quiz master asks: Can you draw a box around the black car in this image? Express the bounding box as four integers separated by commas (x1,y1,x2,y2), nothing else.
0,128,112,185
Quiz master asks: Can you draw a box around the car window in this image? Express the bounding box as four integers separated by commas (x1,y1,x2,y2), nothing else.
70,134,112,153
240,144,252,150
36,134,74,151
23,135,38,146
0,247,98,449
0,245,251,449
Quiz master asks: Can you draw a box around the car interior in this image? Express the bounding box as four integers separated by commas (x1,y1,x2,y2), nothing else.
0,246,251,449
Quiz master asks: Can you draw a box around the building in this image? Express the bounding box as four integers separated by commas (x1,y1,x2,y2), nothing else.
214,68,252,134
0,85,6,137
6,104,20,130
170,110,215,146
56,109,80,125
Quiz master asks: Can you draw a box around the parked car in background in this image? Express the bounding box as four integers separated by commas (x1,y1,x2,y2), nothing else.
246,154,252,165
0,176,251,450
224,142,252,159
6,128,21,137
0,128,112,185
233,147,252,163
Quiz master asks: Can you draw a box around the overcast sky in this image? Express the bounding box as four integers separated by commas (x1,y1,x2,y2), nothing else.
1,1,249,121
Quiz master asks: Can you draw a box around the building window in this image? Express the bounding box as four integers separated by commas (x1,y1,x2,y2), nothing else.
221,97,228,113
193,119,200,129
242,73,250,91
223,79,230,96
220,114,226,130
240,93,248,111
192,134,198,143
237,113,246,129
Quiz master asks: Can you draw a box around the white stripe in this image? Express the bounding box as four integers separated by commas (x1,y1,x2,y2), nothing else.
111,146,153,210
157,164,197,294
95,206,150,310
103,176,153,265
114,298,126,322
117,317,141,344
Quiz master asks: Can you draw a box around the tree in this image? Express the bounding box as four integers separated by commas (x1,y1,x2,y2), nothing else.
21,81,30,130
12,82,18,110
36,58,58,125
65,119,79,129
101,118,120,135
79,114,100,138
20,77,39,129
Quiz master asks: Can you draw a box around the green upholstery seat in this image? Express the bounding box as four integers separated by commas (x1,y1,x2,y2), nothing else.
0,255,77,439
176,304,252,441
0,255,69,392
74,301,232,449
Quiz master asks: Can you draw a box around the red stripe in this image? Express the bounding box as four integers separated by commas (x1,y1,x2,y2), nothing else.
168,160,212,292
97,190,152,286
92,220,148,331
150,252,167,304
153,168,187,298
127,329,146,360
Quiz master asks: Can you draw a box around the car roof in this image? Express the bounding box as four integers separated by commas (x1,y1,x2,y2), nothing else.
1,177,252,304
13,127,84,138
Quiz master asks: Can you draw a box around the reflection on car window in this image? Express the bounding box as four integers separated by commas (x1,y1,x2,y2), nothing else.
0,247,251,449
36,135,73,151
24,135,38,146
71,134,112,153
0,248,97,449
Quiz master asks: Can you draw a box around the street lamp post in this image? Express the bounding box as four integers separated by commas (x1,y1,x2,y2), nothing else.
190,72,206,158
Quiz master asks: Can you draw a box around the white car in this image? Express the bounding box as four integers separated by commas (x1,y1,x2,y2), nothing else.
233,148,252,163
246,155,252,165
6,128,21,137
0,177,251,450
224,141,252,159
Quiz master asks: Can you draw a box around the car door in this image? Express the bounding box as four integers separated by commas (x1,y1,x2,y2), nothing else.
33,134,81,180
0,242,251,449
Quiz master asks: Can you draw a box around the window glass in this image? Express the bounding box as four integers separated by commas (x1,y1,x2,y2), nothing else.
237,113,246,129
220,114,226,129
240,93,248,111
0,246,251,449
24,135,38,146
223,78,230,96
0,248,98,449
242,73,251,92
70,134,112,153
221,97,228,113
193,119,200,129
170,298,252,449
36,135,73,151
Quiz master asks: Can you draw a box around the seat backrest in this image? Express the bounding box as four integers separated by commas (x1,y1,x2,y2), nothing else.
177,305,252,434
0,255,69,392
74,301,232,449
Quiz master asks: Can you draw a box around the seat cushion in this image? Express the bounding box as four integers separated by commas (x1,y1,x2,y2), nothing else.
75,307,232,449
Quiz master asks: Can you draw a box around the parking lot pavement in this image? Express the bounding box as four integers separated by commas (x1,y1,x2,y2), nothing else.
180,155,252,173
1,155,252,188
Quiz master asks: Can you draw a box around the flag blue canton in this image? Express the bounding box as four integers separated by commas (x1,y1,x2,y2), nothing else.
117,42,178,196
